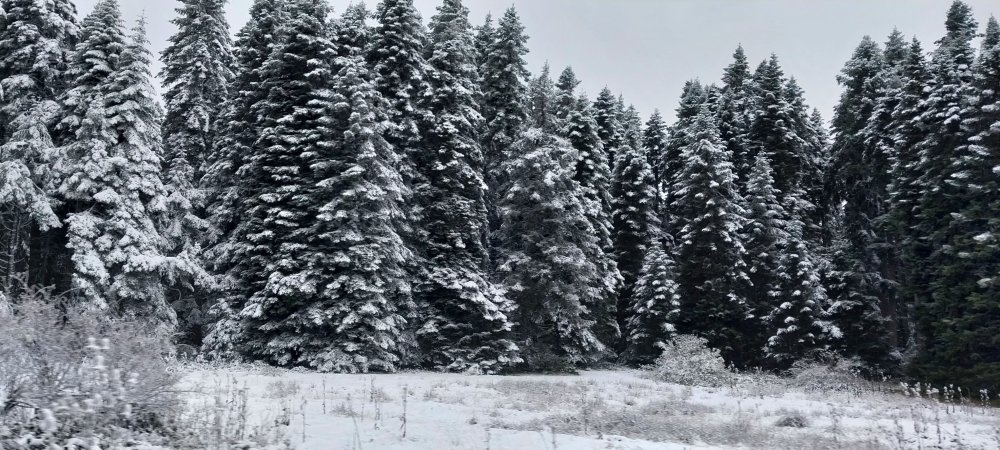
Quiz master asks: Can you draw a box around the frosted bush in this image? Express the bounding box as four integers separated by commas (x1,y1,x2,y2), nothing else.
650,335,733,387
789,358,866,393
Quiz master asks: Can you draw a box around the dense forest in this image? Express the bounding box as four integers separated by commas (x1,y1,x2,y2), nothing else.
0,0,997,390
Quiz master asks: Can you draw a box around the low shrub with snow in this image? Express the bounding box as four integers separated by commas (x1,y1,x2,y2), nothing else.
788,358,867,394
650,335,733,387
0,285,289,449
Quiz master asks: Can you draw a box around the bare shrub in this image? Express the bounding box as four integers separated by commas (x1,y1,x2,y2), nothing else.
650,335,733,387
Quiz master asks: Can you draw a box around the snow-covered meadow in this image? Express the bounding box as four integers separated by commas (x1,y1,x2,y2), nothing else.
180,364,1000,450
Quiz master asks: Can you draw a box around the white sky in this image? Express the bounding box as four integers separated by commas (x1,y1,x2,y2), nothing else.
76,0,998,124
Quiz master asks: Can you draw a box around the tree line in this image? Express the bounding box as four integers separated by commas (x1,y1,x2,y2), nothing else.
0,0,996,389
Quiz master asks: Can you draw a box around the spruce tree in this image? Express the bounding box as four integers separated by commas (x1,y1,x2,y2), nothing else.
719,46,754,184
230,0,345,367
473,13,494,70
526,63,557,133
60,12,178,326
296,3,413,373
765,236,830,370
565,96,622,350
746,56,801,198
909,1,981,386
641,110,667,186
624,240,680,365
741,154,789,367
480,7,528,171
554,66,580,124
413,0,520,374
671,106,751,367
159,0,235,344
0,0,78,291
662,80,707,233
593,87,624,168
612,140,659,350
496,128,607,370
202,0,288,356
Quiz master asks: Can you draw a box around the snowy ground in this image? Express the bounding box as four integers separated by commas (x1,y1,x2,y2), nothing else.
180,364,1000,449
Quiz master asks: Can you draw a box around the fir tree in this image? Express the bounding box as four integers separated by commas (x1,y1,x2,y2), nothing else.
718,46,754,186
300,3,414,373
765,236,830,370
413,0,520,374
0,0,78,291
593,87,624,168
554,66,580,124
747,55,802,198
526,63,557,133
909,0,981,386
641,109,667,186
60,13,178,326
662,80,707,232
473,13,494,70
565,96,622,350
496,128,607,370
230,0,345,367
159,0,235,344
480,6,528,170
612,141,659,350
624,240,680,365
670,106,751,367
741,154,789,367
202,0,288,356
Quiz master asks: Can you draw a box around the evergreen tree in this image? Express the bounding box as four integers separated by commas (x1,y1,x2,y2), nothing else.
480,6,528,172
593,87,623,168
718,46,754,184
916,11,1000,388
413,0,520,374
473,13,494,70
884,38,930,359
662,80,707,232
909,0,981,385
765,235,829,370
60,12,178,326
641,109,667,186
554,66,580,124
202,0,287,355
229,0,344,367
526,63,557,133
159,0,235,344
300,4,414,372
0,0,79,291
741,154,789,367
565,96,622,349
624,240,680,365
370,0,429,180
747,55,801,198
671,106,751,367
612,140,659,350
496,128,607,370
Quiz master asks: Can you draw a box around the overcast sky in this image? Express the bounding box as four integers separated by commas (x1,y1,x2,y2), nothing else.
74,0,998,125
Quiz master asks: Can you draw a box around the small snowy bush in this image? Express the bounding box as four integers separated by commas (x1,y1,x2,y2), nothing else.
650,335,733,387
789,358,866,393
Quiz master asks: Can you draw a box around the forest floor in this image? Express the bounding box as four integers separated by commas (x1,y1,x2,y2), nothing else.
179,364,1000,450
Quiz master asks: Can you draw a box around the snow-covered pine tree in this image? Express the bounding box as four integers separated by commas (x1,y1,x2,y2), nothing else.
370,0,429,180
229,0,345,367
765,232,830,370
593,87,624,170
159,0,235,344
480,6,528,171
918,13,1000,389
300,3,413,373
662,80,707,234
741,154,790,367
718,45,754,185
201,0,287,356
670,105,752,367
496,127,607,371
620,104,644,150
473,13,493,70
884,37,930,362
624,239,680,365
746,55,802,198
612,140,660,350
908,1,981,386
0,0,78,291
526,63,557,133
412,0,520,374
480,7,528,238
60,12,179,327
554,66,580,125
565,95,622,351
641,110,668,187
